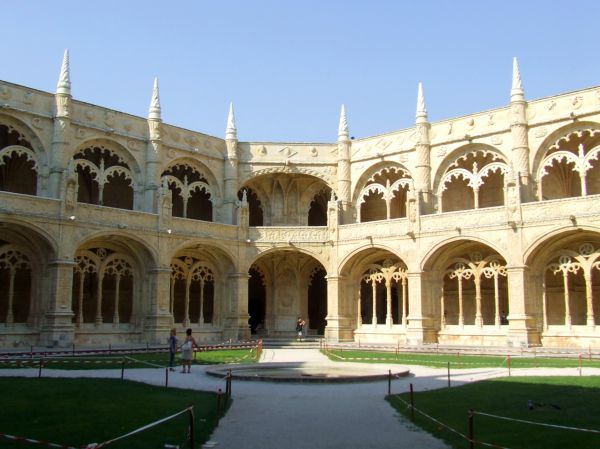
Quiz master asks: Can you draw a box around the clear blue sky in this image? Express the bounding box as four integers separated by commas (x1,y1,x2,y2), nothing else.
2,1,599,142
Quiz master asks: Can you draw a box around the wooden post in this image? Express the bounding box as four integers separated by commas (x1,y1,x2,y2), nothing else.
216,388,222,422
409,383,415,422
447,362,451,388
121,358,125,380
579,353,582,376
388,370,391,396
507,354,511,377
38,357,43,378
165,367,169,387
188,406,195,449
468,410,474,449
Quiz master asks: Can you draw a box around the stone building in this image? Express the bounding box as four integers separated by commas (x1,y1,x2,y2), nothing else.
1,51,599,349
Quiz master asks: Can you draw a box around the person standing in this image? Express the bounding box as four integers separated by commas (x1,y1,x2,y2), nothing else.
168,328,178,372
180,328,197,373
296,317,305,341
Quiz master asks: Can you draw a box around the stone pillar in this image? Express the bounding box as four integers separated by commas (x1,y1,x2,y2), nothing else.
414,83,433,213
405,271,437,345
223,153,239,225
337,105,354,223
509,58,533,202
223,272,251,341
223,103,239,225
506,264,540,346
49,50,72,200
143,266,173,344
145,79,163,213
40,259,75,347
324,275,354,342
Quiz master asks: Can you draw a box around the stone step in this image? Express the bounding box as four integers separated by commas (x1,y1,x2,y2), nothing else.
260,338,323,349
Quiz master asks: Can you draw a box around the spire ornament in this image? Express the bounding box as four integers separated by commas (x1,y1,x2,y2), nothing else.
338,104,349,141
226,102,237,140
416,82,428,123
148,77,161,121
511,57,525,102
56,49,71,96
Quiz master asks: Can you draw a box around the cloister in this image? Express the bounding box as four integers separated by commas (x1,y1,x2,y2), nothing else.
1,53,600,349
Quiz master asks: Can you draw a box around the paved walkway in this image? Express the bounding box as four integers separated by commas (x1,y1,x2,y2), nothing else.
2,349,598,449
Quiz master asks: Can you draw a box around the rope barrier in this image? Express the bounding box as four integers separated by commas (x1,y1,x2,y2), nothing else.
472,411,600,435
327,351,597,369
88,406,193,449
392,395,471,440
0,432,78,449
392,395,513,449
123,356,164,369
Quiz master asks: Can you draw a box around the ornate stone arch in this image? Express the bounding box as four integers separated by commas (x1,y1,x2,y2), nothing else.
353,162,413,222
243,166,336,189
72,137,142,177
71,139,140,210
0,243,32,325
0,113,48,163
241,172,331,226
161,158,218,222
532,123,600,200
0,116,44,196
433,143,509,212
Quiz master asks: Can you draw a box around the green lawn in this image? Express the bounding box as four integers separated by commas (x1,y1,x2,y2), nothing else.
388,376,600,449
0,377,227,448
0,348,259,370
324,349,600,369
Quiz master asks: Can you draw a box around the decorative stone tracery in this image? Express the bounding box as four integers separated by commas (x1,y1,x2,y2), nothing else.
543,243,600,329
162,163,213,221
441,252,508,328
359,259,408,327
0,124,38,195
356,166,413,222
73,145,135,209
437,149,509,212
72,248,134,327
0,244,32,325
537,129,600,200
170,256,216,327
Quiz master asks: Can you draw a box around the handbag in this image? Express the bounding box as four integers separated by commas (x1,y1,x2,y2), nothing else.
181,340,192,351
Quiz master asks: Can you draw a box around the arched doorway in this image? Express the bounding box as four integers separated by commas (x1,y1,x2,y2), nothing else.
248,250,327,337
308,267,327,335
248,267,266,334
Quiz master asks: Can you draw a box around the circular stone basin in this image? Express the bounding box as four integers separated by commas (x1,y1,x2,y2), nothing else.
206,362,410,383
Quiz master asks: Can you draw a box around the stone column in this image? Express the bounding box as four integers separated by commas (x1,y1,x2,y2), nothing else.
405,271,437,345
143,266,173,343
40,259,75,347
324,275,354,341
506,264,540,346
222,272,251,341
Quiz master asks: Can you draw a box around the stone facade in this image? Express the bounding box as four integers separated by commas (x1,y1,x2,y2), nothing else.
1,54,600,349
